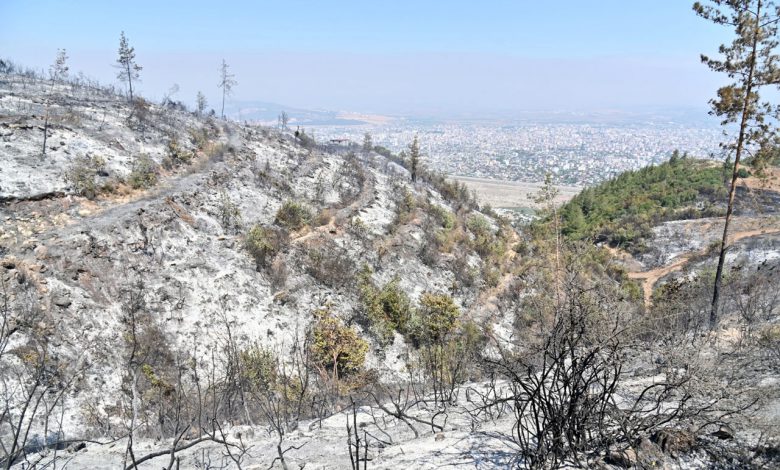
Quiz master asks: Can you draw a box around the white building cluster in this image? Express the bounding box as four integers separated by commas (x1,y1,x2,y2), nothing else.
313,122,723,186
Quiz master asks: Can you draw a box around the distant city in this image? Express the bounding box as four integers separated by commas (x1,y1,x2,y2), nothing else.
308,121,725,186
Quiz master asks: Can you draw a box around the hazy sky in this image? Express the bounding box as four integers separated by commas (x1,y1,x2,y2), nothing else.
1,0,734,116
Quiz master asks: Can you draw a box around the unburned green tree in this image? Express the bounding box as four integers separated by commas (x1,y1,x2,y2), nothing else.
362,132,373,155
411,292,484,405
409,134,420,183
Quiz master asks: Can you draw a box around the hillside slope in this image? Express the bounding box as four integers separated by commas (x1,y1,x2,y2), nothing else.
559,155,780,251
2,73,780,469
0,73,529,462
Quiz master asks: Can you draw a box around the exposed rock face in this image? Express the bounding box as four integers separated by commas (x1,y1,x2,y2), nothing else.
51,293,71,307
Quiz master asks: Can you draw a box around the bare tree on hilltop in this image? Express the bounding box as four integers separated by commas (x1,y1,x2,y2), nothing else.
278,110,289,130
116,31,142,102
218,59,237,120
49,48,68,88
42,49,70,157
694,0,780,328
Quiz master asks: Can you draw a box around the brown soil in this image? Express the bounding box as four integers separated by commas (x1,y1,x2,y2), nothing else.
740,166,780,193
623,224,780,306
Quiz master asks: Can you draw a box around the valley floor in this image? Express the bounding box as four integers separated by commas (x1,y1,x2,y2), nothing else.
450,176,581,210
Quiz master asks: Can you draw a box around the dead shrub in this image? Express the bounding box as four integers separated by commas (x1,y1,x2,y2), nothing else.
306,242,354,288
269,255,288,291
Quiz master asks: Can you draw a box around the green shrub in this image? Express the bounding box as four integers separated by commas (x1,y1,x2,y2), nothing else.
128,154,158,189
245,224,282,268
422,173,478,210
65,154,106,199
467,214,491,236
428,204,456,230
481,203,499,218
218,190,243,233
736,167,750,178
239,344,313,418
275,200,312,231
140,363,173,393
392,187,416,227
412,292,460,345
162,136,194,169
466,214,505,258
309,308,368,381
621,278,643,303
413,317,485,405
483,265,502,288
240,345,278,390
358,267,412,345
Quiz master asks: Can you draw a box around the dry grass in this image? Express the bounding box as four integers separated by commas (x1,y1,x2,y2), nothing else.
450,176,580,209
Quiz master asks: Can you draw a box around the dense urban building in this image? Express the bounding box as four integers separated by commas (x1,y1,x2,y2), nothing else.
313,122,723,185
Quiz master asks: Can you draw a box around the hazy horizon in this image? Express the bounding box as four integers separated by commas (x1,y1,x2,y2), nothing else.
2,1,733,118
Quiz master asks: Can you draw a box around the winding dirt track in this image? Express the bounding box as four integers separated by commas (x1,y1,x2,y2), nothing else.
291,157,378,245
627,226,780,306
624,168,780,305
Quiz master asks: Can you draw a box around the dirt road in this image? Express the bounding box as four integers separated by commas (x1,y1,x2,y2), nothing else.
627,225,780,305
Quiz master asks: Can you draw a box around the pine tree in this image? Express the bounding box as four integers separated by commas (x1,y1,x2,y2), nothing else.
196,91,208,116
49,48,69,86
362,132,373,155
218,59,237,120
694,0,780,328
409,134,420,183
116,31,142,102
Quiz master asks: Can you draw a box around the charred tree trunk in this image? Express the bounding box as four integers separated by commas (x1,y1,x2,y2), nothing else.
709,0,761,329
